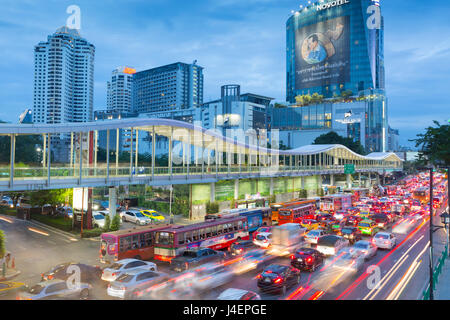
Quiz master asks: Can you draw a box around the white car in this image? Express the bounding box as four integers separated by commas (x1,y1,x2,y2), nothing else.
351,240,377,260
191,263,234,292
92,212,107,229
107,269,168,299
120,210,152,225
305,229,328,244
18,279,91,300
253,232,272,248
217,288,261,300
316,235,349,256
373,232,396,250
331,248,365,274
101,259,157,282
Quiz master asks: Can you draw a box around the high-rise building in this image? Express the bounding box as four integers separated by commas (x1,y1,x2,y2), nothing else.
132,62,203,114
286,0,384,101
107,67,135,113
33,26,95,124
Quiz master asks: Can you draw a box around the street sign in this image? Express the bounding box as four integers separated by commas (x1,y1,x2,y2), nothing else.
344,164,355,174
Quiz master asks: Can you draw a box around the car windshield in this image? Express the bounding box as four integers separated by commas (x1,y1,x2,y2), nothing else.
94,215,104,220
135,212,145,218
341,228,354,234
318,237,338,246
108,263,123,270
354,242,368,249
309,230,320,236
28,284,45,294
256,235,267,241
359,223,370,228
116,274,134,283
375,234,389,240
182,251,198,258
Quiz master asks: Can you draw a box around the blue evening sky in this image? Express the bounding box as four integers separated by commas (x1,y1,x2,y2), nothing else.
0,0,448,148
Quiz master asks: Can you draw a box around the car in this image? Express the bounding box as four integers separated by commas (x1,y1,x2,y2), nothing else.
217,288,261,300
41,263,103,286
92,212,107,229
351,240,377,260
370,214,391,230
229,240,256,255
231,249,277,274
140,210,166,222
170,248,226,272
92,200,106,211
340,227,363,244
373,232,397,250
0,199,14,208
17,279,91,300
0,281,26,299
300,219,320,231
305,229,328,245
344,215,362,227
315,213,334,222
334,210,349,221
120,210,152,225
190,263,235,292
290,247,324,272
107,269,168,299
330,248,365,274
256,264,301,295
101,259,157,282
252,226,273,241
316,235,349,256
357,219,380,236
253,232,272,249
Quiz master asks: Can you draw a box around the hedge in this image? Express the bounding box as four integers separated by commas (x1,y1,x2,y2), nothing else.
30,213,73,232
81,228,103,238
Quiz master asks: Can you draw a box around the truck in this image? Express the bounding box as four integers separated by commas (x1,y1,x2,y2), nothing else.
267,223,307,257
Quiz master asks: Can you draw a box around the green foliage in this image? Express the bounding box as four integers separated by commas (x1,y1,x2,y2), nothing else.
268,195,276,204
206,202,219,214
81,228,103,238
410,121,450,166
295,93,324,107
230,199,236,209
317,188,325,197
299,189,308,199
103,214,111,232
340,90,353,99
29,189,73,208
0,134,42,164
110,214,121,231
274,103,288,109
0,229,5,258
30,213,73,232
313,131,366,155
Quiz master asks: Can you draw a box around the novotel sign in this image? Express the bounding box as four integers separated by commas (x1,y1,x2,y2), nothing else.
316,0,350,11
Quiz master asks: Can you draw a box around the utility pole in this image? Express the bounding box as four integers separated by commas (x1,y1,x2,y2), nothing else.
429,168,434,300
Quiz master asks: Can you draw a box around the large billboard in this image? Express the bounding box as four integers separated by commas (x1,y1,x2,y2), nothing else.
295,16,350,90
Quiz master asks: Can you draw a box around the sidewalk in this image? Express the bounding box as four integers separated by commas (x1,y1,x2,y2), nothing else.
434,255,450,300
0,268,21,281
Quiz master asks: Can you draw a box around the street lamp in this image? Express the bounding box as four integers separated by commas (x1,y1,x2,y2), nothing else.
169,185,173,224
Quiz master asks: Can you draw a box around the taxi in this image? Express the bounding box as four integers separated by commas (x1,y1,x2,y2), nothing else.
357,219,380,236
140,210,166,222
300,219,320,231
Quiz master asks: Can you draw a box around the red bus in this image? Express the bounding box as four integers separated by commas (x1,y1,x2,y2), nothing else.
153,216,249,262
99,224,174,264
277,204,316,226
270,199,317,224
320,194,352,212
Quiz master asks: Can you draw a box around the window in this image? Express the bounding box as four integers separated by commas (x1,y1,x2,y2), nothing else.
46,282,67,294
211,225,217,237
185,231,192,243
178,232,185,245
125,261,146,269
132,235,139,249
136,272,156,282
119,236,132,252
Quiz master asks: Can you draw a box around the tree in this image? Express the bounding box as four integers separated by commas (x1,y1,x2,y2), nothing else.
410,121,450,166
341,90,353,99
110,214,121,231
0,135,42,164
0,229,5,259
29,189,73,212
103,215,111,232
313,131,366,155
274,103,287,109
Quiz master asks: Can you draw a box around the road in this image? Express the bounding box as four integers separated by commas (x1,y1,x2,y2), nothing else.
0,201,447,300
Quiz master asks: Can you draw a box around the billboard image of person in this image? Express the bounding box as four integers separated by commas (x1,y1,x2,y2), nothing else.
295,16,350,90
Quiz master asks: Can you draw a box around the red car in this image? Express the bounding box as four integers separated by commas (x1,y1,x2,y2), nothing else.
253,226,273,240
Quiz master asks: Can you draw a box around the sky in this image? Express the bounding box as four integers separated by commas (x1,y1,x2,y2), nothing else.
0,0,448,149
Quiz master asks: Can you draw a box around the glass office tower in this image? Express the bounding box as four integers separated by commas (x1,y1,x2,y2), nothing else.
284,0,388,152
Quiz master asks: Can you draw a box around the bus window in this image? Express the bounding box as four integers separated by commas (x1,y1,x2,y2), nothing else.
144,233,152,247
238,220,243,230
206,227,212,237
217,225,222,235
192,230,198,241
234,221,238,231
178,232,185,245
185,231,192,243
211,225,217,237
120,236,132,252
157,232,174,246
132,235,139,249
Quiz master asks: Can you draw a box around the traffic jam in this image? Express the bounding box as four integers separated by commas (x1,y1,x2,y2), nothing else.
12,172,449,300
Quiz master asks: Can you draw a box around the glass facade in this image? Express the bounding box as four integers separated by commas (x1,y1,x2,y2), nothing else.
286,0,385,102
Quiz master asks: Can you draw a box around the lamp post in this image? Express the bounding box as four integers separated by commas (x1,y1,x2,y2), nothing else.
428,167,434,300
440,212,450,258
169,185,173,224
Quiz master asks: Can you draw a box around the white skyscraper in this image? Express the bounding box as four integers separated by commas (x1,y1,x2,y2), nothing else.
33,26,95,124
107,67,135,113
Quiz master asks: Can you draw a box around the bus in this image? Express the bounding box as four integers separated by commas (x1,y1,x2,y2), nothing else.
320,194,352,212
205,207,271,229
270,199,317,225
277,204,316,226
153,216,249,262
99,224,174,264
234,198,268,209
413,187,430,204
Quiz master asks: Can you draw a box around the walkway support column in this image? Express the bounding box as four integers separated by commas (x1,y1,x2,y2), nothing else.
9,134,15,188
270,177,274,196
106,130,110,183
108,187,117,218
330,174,335,186
234,179,239,201
346,174,352,189
210,182,215,203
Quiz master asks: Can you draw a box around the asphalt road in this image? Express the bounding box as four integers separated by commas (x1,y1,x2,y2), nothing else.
0,201,447,301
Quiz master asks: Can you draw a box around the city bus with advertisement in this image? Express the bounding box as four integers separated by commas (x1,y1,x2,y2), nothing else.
320,194,353,213
205,207,272,230
99,224,174,264
270,199,318,225
277,204,316,226
153,216,249,262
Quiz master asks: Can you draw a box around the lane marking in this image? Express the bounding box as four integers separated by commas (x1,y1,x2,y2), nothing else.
27,227,49,236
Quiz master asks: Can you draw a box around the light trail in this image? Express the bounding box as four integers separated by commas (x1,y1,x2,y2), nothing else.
0,216,13,223
27,227,49,236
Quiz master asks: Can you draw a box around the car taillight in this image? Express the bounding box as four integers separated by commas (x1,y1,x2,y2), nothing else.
290,254,295,260
256,274,262,279
48,275,53,280
306,257,313,263
274,277,283,284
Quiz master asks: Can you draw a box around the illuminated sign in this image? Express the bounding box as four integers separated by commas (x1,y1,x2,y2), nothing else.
316,0,350,11
122,67,136,74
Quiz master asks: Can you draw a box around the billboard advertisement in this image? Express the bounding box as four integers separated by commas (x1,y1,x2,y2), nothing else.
295,16,350,90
